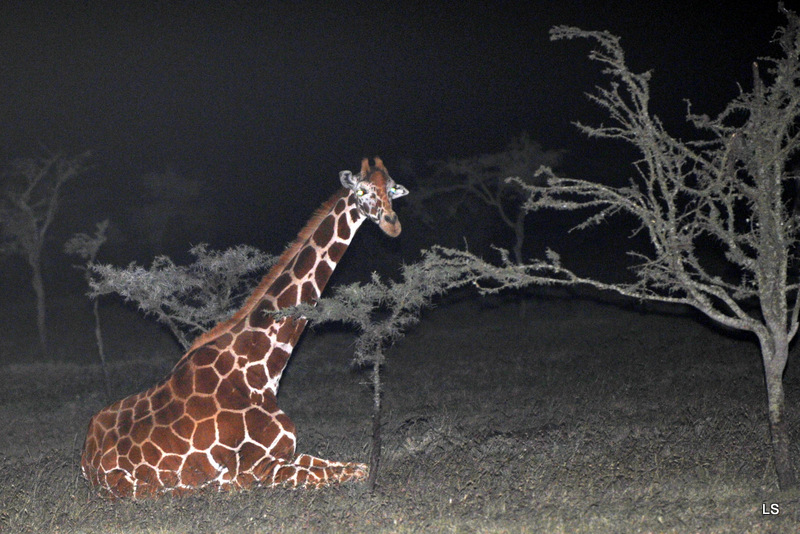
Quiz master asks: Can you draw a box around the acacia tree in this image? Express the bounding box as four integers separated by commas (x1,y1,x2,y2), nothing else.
0,151,91,353
88,244,275,350
277,250,470,490
412,134,563,264
435,7,800,490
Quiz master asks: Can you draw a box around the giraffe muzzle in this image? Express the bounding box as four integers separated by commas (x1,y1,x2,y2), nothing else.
379,213,402,237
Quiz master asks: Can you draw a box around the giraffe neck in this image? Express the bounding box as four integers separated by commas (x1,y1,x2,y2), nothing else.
185,188,366,396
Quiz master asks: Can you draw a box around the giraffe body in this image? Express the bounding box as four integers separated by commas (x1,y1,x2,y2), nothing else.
81,158,407,498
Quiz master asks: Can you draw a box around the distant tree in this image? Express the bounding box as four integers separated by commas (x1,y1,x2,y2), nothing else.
412,134,564,264
433,7,800,490
125,170,207,255
0,151,92,353
65,219,111,399
87,244,275,350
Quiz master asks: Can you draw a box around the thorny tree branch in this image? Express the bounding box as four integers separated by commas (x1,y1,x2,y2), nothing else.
482,16,800,343
274,248,476,490
88,244,276,350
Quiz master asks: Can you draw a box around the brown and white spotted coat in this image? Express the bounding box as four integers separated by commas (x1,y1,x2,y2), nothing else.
81,158,408,498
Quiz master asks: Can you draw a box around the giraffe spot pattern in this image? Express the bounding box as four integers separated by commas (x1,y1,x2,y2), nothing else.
216,380,251,410
232,330,270,356
269,272,292,296
315,261,333,288
293,246,316,279
154,400,184,425
300,281,317,302
248,299,274,328
193,347,218,366
328,241,347,262
194,367,219,394
267,347,290,379
337,215,351,239
333,197,346,214
312,215,335,247
214,351,235,375
246,365,268,391
276,283,298,309
212,332,233,348
172,415,195,440
172,363,194,399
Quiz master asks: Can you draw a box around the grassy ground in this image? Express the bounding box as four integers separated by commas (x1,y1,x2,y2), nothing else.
1,293,800,533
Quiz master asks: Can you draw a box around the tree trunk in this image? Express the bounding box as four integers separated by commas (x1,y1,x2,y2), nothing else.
30,256,47,355
368,359,382,492
512,219,524,267
762,337,797,490
513,217,529,319
93,299,112,401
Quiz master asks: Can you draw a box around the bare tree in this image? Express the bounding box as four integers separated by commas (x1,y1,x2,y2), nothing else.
434,7,800,490
413,134,564,264
125,170,207,255
0,151,92,353
65,219,111,399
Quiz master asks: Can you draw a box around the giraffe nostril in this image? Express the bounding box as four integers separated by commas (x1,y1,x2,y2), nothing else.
379,216,402,237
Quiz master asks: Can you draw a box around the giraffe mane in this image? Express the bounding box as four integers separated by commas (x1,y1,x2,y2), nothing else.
186,187,350,353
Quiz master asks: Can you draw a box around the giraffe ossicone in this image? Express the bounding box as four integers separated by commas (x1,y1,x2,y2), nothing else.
81,158,407,498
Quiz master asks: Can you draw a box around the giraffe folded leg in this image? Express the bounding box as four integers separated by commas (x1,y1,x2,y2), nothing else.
95,467,165,500
268,454,368,488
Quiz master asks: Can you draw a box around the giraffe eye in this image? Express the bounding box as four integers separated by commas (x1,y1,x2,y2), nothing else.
356,189,366,197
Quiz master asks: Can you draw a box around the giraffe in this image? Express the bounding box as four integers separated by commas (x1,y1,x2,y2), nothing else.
81,158,408,498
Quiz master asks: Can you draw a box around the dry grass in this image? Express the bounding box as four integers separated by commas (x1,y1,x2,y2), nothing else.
1,293,800,532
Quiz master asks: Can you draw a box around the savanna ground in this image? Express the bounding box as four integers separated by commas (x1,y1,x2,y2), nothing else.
1,289,800,533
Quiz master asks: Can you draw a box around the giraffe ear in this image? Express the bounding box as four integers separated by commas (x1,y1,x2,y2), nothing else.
389,183,409,199
339,170,359,190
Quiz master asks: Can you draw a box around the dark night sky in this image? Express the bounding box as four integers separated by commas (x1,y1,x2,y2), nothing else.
0,1,788,262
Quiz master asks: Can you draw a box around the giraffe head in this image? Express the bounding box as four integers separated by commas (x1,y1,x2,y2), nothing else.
339,157,408,237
